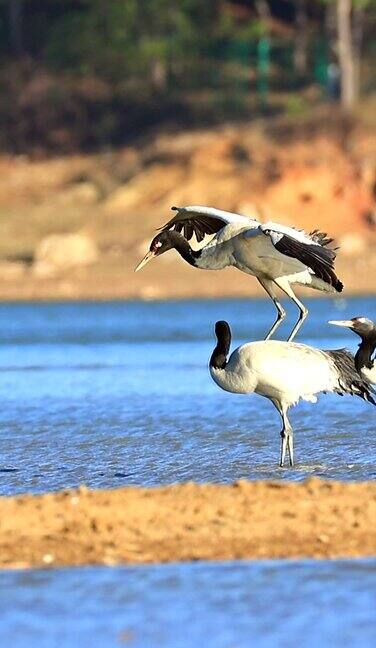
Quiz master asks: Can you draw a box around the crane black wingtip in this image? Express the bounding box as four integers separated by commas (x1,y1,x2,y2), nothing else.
171,206,179,211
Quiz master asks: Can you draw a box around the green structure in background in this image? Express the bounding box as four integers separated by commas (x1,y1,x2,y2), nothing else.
257,36,270,106
210,35,334,113
314,38,329,88
224,39,252,112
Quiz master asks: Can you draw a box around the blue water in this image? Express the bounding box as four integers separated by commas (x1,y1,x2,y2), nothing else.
1,560,375,648
0,297,375,495
0,297,375,647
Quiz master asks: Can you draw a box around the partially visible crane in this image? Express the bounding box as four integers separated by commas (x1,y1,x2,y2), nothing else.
329,316,376,384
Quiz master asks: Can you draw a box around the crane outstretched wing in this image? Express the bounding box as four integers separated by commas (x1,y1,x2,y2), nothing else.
260,223,343,291
158,205,256,242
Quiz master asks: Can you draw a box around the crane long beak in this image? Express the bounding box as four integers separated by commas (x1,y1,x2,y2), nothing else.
134,251,155,272
328,319,354,328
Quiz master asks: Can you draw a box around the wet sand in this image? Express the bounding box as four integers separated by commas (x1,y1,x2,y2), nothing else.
1,478,375,568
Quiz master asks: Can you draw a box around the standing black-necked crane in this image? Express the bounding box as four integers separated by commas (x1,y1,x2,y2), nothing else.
329,316,376,384
209,320,375,467
135,206,343,341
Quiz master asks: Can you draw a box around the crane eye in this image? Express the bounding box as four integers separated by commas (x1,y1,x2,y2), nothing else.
151,240,162,253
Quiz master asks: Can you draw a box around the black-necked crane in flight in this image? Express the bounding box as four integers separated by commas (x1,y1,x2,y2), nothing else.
135,206,343,341
209,320,375,467
329,316,376,384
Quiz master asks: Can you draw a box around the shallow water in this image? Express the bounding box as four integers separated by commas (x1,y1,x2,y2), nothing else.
1,298,375,646
0,296,375,495
1,560,375,647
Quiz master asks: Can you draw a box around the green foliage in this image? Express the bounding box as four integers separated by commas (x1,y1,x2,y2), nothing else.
284,94,310,118
0,0,375,152
43,0,224,85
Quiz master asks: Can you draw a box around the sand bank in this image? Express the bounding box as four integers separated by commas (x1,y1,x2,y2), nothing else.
1,478,375,569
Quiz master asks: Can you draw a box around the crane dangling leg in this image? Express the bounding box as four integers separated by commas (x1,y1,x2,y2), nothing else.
273,277,308,342
257,278,286,340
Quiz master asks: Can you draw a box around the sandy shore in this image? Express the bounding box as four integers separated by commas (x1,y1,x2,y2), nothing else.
0,249,376,301
1,478,375,568
0,118,375,301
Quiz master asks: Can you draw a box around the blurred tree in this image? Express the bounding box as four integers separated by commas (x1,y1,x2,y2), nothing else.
44,0,223,91
0,0,375,152
8,0,23,56
321,0,376,111
293,0,308,77
336,0,355,110
255,1,270,106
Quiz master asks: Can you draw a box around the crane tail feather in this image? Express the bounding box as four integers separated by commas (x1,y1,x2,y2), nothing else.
326,349,376,405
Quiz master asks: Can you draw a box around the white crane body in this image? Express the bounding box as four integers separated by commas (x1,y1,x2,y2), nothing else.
209,321,375,467
210,341,339,406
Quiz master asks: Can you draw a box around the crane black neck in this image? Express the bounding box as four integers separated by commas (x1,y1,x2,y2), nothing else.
166,231,201,267
210,323,231,370
355,335,376,372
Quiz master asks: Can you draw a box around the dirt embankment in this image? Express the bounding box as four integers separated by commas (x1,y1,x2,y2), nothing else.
1,478,375,569
0,116,375,300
